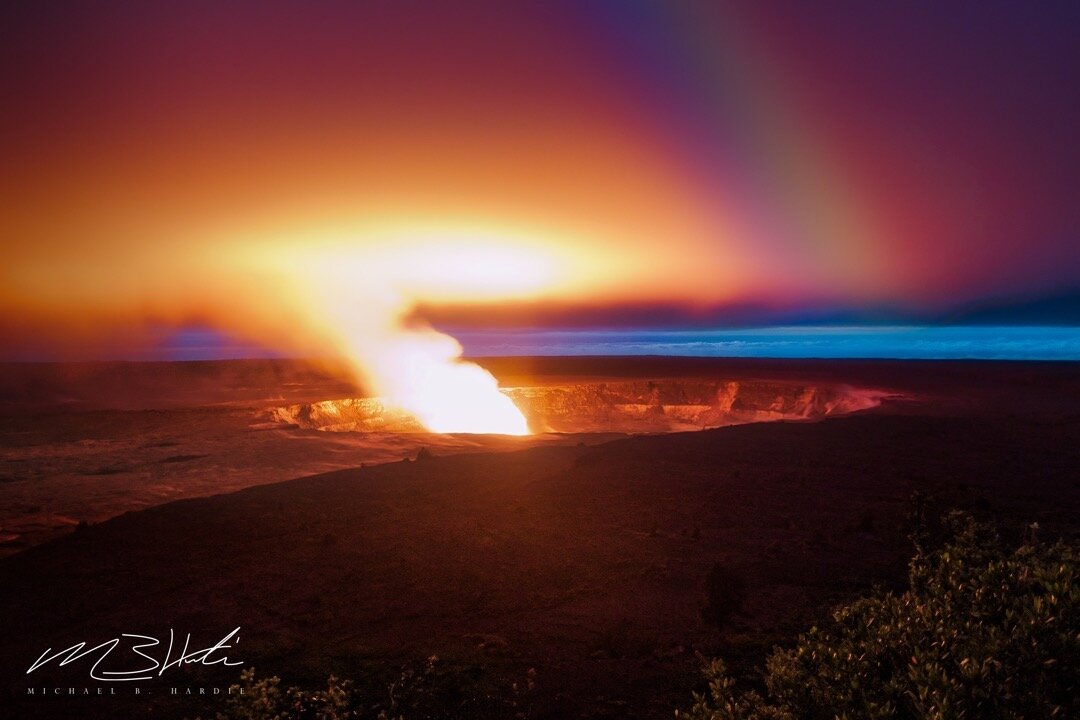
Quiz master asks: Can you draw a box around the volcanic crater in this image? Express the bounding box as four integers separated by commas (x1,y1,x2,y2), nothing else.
268,379,889,434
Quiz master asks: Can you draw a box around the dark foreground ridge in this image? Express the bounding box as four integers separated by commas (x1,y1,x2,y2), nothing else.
2,381,1079,717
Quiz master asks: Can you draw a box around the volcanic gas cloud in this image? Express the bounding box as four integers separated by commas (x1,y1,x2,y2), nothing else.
262,236,552,435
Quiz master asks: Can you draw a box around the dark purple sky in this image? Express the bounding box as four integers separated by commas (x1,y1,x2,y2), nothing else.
1,1,1078,362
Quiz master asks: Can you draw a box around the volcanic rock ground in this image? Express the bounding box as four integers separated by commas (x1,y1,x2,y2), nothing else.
0,358,1078,718
0,360,884,555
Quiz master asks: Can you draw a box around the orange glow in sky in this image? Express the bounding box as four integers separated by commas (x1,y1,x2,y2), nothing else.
3,2,1078,365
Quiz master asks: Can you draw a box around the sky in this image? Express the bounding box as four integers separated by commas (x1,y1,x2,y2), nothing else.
2,1,1079,360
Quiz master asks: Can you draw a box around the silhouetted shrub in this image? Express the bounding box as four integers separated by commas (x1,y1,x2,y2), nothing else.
202,669,350,720
701,562,747,629
678,512,1079,720
202,655,534,720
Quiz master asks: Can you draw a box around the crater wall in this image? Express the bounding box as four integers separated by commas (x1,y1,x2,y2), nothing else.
270,380,888,434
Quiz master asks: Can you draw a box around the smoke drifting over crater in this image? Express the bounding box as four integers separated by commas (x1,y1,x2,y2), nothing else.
255,236,556,435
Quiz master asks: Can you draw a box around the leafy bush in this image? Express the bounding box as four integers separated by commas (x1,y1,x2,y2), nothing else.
198,669,353,720
203,655,534,720
678,512,1079,720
